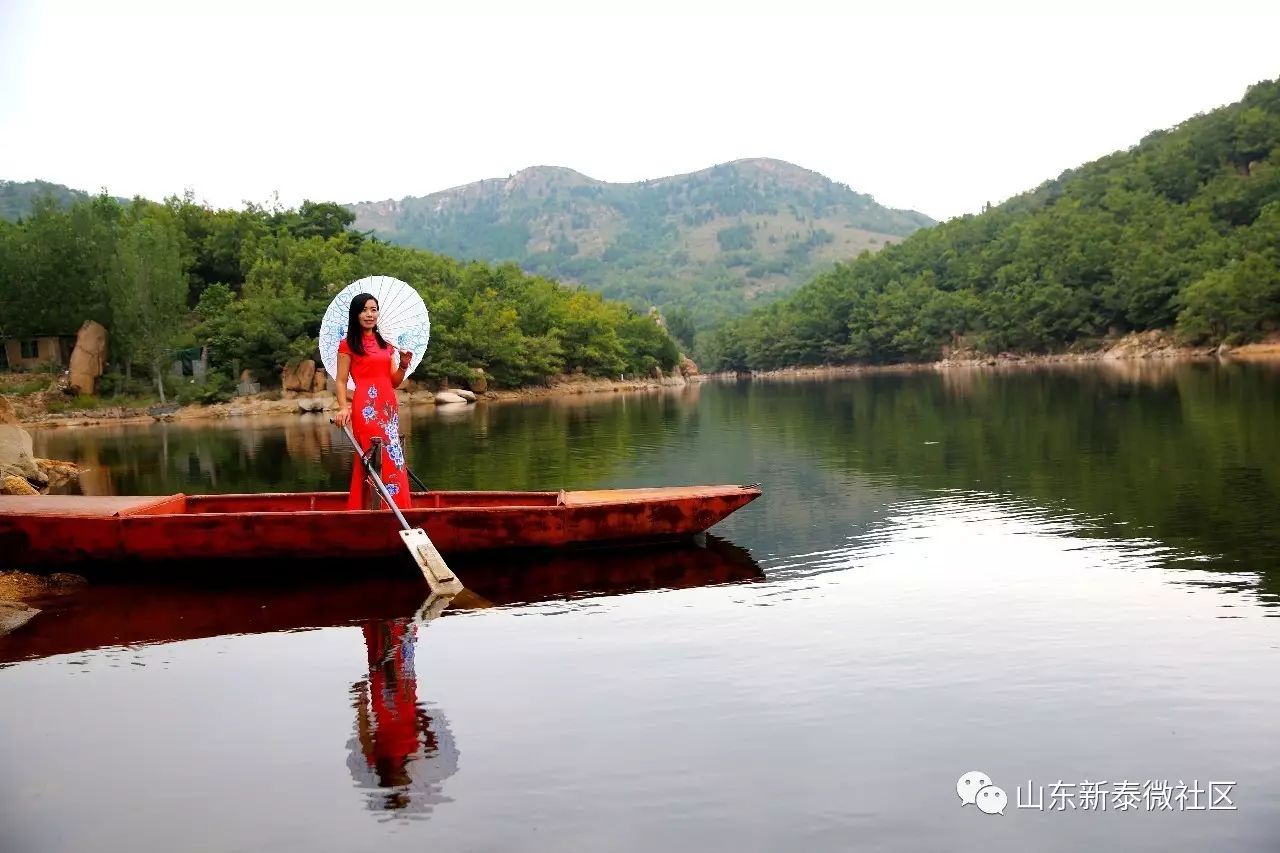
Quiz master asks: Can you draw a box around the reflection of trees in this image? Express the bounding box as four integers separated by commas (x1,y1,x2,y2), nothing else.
346,618,458,818
31,387,700,497
403,389,700,492
727,363,1280,586
35,418,338,496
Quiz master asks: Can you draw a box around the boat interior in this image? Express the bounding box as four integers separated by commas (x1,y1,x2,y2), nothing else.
186,491,566,513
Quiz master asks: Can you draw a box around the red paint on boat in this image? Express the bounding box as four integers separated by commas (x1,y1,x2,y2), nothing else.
0,485,762,568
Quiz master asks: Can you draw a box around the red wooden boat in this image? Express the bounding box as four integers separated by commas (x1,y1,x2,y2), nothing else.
0,485,762,570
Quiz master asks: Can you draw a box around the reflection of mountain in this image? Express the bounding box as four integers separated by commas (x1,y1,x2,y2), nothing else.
0,535,763,664
346,618,458,817
694,365,1280,591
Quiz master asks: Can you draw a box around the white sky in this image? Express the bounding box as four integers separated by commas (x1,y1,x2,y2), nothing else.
1,0,1277,222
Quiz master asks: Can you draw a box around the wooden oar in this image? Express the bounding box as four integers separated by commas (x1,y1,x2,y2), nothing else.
332,419,463,597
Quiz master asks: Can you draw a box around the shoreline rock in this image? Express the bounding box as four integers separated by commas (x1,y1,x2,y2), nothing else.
705,331,1280,382
0,571,88,636
0,601,39,637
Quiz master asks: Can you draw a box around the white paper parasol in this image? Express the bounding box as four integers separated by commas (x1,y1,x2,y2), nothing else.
320,276,430,391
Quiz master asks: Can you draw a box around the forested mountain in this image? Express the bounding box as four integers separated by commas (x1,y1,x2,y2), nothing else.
702,78,1280,371
346,159,935,334
0,180,128,220
0,196,683,401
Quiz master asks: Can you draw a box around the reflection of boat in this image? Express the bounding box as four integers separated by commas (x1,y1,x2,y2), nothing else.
0,535,764,663
0,485,761,570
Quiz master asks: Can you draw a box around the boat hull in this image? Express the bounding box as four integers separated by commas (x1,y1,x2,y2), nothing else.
0,485,762,569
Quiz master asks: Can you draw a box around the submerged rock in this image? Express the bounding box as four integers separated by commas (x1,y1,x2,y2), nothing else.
0,600,39,637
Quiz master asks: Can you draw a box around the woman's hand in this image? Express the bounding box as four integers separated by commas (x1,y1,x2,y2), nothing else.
334,404,352,427
398,350,413,369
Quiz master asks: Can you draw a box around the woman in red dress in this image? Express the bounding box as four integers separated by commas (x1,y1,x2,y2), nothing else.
334,293,414,510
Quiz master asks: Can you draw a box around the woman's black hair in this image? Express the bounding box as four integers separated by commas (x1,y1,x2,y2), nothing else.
346,293,388,356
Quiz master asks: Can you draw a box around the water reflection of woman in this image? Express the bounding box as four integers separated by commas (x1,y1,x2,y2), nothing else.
346,617,458,816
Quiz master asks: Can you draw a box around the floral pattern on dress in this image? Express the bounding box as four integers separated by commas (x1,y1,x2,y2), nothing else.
387,443,405,471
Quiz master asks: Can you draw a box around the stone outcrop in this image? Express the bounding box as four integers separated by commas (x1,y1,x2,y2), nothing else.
0,601,39,637
34,458,81,489
296,360,316,391
0,571,86,600
311,368,329,392
1,396,83,489
0,423,42,485
679,356,699,378
434,391,468,405
468,368,488,394
0,571,88,636
2,473,39,495
67,320,108,395
282,359,317,392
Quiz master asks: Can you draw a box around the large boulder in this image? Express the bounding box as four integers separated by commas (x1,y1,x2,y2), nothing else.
0,425,43,485
434,391,467,405
467,368,488,394
453,389,477,403
282,360,316,392
67,320,109,395
296,360,316,391
311,368,329,392
679,356,699,378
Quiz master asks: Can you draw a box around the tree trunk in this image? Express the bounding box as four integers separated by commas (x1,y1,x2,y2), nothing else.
153,358,166,404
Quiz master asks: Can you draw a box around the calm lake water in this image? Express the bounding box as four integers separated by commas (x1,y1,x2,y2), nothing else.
3,361,1280,852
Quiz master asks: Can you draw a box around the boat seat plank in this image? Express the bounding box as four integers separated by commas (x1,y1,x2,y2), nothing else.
0,494,184,518
561,486,725,506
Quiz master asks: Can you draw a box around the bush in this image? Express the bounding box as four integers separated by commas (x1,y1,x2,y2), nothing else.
98,372,155,397
175,371,236,405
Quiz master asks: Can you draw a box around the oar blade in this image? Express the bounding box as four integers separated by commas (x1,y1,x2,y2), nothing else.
399,528,464,596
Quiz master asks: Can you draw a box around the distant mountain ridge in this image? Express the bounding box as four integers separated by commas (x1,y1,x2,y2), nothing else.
1,161,937,332
346,158,935,327
0,180,131,220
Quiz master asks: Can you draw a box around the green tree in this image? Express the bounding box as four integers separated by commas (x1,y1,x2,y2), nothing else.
107,208,189,401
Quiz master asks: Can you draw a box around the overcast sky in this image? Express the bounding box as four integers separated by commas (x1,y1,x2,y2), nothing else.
1,0,1277,222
